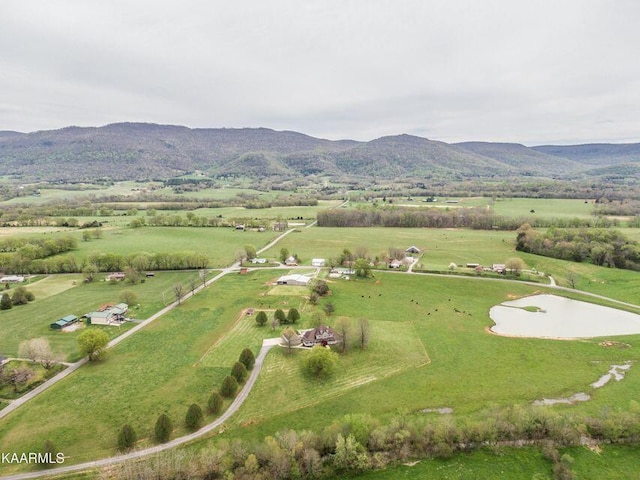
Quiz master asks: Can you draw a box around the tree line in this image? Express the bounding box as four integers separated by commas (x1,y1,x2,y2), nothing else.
0,249,209,275
516,224,640,271
317,207,615,230
99,404,640,480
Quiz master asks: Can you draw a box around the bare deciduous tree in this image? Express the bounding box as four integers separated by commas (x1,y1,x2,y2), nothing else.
173,283,185,305
18,338,62,369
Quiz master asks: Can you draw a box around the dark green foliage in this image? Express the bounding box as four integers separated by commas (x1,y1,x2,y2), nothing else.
77,329,109,361
0,293,12,310
312,280,329,296
207,391,223,415
239,348,255,370
354,258,372,278
11,286,32,305
41,440,59,468
323,301,335,316
154,413,172,443
231,361,248,383
274,309,286,324
185,403,204,431
117,424,137,451
279,247,289,263
255,310,268,327
303,346,339,378
516,225,640,271
286,308,300,324
220,375,238,398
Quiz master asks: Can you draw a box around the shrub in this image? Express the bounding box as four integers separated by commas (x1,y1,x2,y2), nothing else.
231,361,248,383
185,403,204,431
207,391,223,414
274,309,287,324
117,424,137,451
287,308,301,324
154,413,172,443
255,310,268,327
303,346,339,378
239,348,255,370
0,293,12,310
220,375,238,398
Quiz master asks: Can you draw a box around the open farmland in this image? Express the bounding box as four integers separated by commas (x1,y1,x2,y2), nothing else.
0,271,197,360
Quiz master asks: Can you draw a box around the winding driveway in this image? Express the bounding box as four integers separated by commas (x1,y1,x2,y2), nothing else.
0,341,275,480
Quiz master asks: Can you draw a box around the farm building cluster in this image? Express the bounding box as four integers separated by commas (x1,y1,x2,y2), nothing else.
50,303,129,330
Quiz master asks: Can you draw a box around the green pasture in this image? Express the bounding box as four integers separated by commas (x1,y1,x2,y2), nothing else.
0,271,196,360
491,197,595,218
0,181,154,206
193,199,342,221
264,226,640,304
0,270,303,471
353,444,640,480
47,226,279,267
262,227,518,270
2,268,640,473
154,186,295,200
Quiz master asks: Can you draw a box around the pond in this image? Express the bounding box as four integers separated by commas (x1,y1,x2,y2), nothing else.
489,294,640,339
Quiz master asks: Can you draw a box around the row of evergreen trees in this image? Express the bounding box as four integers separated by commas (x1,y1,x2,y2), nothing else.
116,348,256,451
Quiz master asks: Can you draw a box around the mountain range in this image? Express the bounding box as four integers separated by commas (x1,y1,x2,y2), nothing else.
0,123,638,182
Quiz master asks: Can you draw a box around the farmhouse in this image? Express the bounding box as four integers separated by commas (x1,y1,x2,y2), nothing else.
0,275,25,283
284,256,298,266
388,259,403,268
276,274,311,286
492,264,507,274
250,258,268,264
50,315,79,330
87,303,128,326
311,258,326,267
301,325,342,347
405,246,421,254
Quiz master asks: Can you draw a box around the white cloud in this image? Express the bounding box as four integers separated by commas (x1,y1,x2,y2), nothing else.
1,0,639,144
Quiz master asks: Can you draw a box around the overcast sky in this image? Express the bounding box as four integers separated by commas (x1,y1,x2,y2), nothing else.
1,0,639,145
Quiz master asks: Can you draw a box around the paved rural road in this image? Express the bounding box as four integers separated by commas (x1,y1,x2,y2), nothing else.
0,341,276,480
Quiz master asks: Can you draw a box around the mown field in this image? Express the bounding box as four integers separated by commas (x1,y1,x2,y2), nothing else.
0,271,198,360
262,226,640,304
1,266,640,476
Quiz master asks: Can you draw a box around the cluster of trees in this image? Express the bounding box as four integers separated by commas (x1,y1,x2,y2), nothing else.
0,286,36,310
0,339,64,393
255,308,301,328
317,207,614,230
102,403,640,480
117,348,256,452
516,224,640,271
0,235,76,256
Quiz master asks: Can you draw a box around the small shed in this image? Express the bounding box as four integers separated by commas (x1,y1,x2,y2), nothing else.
405,246,421,254
50,314,79,330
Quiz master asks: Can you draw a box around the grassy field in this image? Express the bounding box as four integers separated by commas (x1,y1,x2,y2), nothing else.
0,270,303,471
352,444,640,480
2,269,640,474
262,226,640,304
0,271,198,360
192,199,342,222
